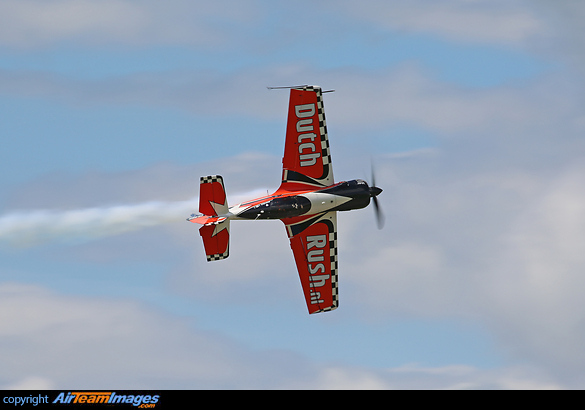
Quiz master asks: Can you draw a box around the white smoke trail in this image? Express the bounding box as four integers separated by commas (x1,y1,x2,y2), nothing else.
0,189,269,247
0,199,197,247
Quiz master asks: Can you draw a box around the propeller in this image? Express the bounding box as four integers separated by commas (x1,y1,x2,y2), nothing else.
368,164,385,229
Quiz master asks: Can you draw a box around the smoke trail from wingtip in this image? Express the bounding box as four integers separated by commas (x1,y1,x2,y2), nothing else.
0,188,269,247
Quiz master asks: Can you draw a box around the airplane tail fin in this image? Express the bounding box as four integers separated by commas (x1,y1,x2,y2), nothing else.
189,175,231,261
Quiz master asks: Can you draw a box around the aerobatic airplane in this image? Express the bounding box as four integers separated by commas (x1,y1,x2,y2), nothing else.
188,85,383,314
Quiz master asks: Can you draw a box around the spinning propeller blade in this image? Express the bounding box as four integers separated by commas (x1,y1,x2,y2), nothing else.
369,164,385,229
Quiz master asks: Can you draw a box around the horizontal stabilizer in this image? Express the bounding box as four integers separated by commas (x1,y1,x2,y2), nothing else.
199,175,228,216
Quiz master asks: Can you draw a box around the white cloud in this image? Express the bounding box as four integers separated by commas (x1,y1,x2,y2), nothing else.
530,1,585,65
0,62,569,140
346,241,448,316
483,163,585,380
332,0,544,46
3,376,55,390
385,363,561,389
0,282,565,389
0,282,299,389
0,0,259,49
0,0,557,51
0,0,147,48
336,155,585,385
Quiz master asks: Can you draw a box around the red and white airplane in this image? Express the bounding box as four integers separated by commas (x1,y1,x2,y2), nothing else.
188,85,383,314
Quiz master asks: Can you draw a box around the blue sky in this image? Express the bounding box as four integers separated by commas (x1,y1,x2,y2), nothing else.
1,0,585,389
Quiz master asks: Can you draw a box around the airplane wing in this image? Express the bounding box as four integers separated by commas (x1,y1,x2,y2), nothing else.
279,86,334,191
282,211,338,314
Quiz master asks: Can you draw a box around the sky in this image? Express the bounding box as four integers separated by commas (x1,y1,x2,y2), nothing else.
1,0,585,389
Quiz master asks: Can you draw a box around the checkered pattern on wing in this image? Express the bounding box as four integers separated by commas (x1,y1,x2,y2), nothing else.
313,87,333,184
311,215,339,313
311,212,339,313
322,230,339,312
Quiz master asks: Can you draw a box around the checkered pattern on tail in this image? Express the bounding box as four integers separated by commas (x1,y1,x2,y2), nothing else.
207,250,229,262
200,175,222,185
199,175,228,216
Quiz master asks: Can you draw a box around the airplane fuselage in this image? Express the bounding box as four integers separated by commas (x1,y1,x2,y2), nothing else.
229,179,372,221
